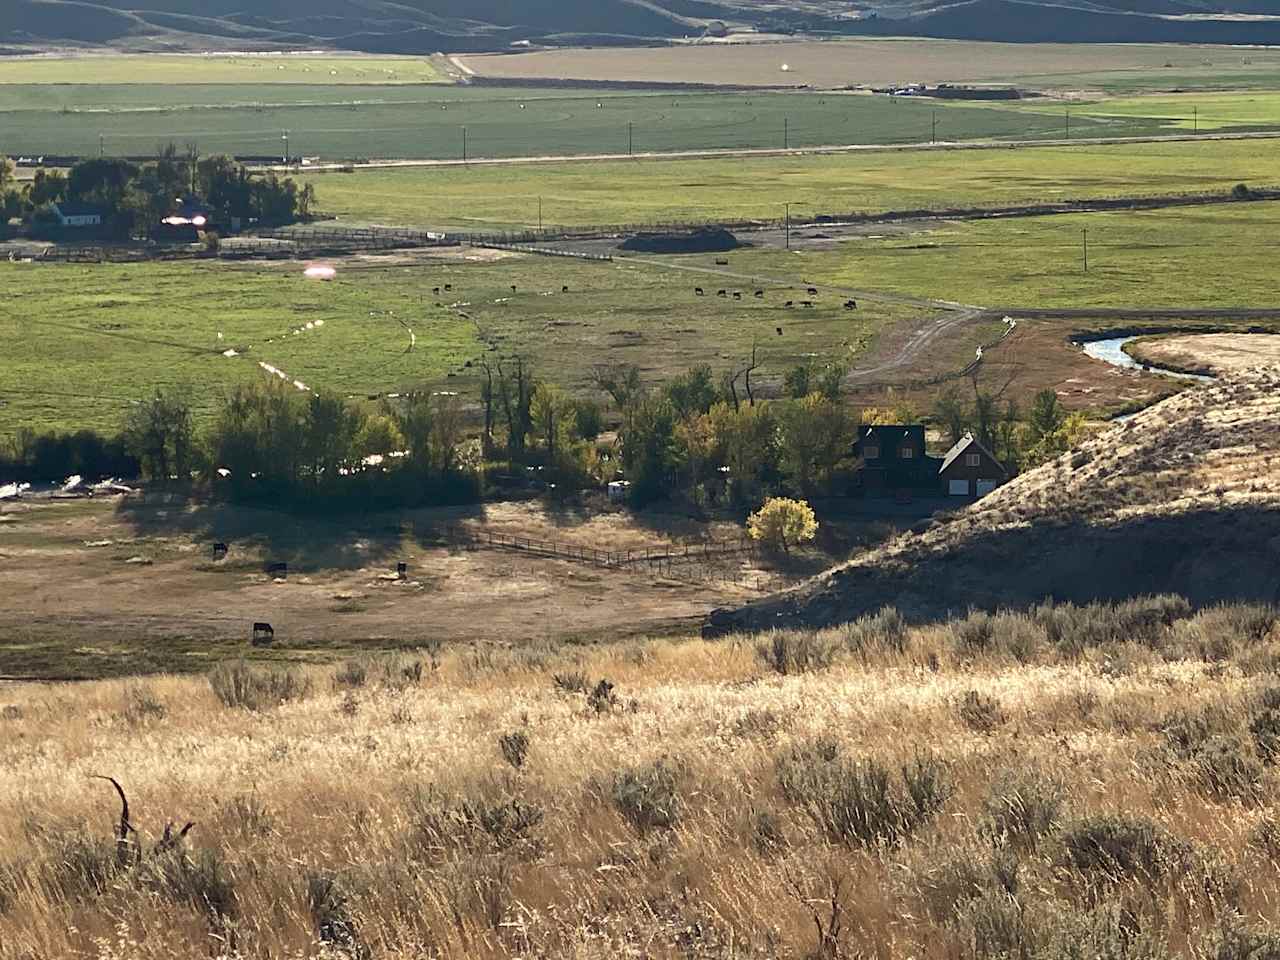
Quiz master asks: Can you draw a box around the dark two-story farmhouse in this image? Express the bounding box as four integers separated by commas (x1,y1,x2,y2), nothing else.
854,426,1007,499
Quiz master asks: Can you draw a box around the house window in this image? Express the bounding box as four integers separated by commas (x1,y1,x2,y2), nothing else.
965,453,981,467
864,445,880,459
901,447,915,459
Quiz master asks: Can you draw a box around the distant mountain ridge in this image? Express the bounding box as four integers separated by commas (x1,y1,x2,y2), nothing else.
4,0,1279,53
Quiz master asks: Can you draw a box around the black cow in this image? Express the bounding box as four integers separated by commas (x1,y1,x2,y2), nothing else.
212,542,228,561
252,622,274,646
695,287,704,296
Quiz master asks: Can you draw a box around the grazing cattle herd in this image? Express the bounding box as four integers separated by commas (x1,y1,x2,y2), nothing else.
688,284,855,311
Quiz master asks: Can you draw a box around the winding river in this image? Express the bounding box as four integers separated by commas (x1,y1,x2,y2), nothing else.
1079,336,1215,384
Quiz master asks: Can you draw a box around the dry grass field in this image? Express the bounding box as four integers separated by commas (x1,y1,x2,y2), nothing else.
5,606,1280,957
456,39,1280,92
1126,333,1280,377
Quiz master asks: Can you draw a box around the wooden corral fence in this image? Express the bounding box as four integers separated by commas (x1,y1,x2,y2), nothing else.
467,240,612,262
255,225,458,252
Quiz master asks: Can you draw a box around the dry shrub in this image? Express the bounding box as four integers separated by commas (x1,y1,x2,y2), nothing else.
612,758,682,835
917,844,1020,925
756,631,837,675
980,768,1065,851
1059,814,1186,885
732,708,785,741
776,740,951,847
306,871,366,957
842,607,908,655
121,684,166,725
1249,685,1280,763
137,847,237,926
950,612,1045,663
408,786,545,860
333,657,372,689
498,730,530,770
1208,921,1280,960
958,690,1007,734
208,661,312,711
1190,735,1265,804
1174,605,1278,662
1034,595,1193,657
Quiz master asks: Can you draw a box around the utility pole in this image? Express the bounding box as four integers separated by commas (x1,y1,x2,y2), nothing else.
931,111,938,144
628,120,634,156
1083,227,1089,274
1194,106,1199,133
538,196,543,232
99,133,104,158
282,130,289,164
785,202,791,250
462,126,468,163
784,117,789,150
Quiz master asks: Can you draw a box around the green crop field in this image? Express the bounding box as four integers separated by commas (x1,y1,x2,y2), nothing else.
5,82,1280,160
728,201,1280,312
302,138,1280,231
1067,92,1280,131
0,55,448,86
0,251,920,437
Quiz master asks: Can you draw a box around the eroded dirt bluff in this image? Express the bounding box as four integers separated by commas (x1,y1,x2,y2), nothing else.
708,366,1280,635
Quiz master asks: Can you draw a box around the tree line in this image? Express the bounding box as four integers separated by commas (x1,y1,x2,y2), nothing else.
0,145,314,239
0,356,1092,511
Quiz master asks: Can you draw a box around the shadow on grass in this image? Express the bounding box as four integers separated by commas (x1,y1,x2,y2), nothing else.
714,505,1280,635
115,490,488,574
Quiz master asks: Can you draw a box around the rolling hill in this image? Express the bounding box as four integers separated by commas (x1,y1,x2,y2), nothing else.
708,365,1280,634
3,0,1280,54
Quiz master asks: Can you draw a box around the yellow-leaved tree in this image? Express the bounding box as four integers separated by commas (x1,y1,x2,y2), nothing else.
747,497,818,554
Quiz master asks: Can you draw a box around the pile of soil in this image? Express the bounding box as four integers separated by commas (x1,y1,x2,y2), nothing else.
619,228,741,255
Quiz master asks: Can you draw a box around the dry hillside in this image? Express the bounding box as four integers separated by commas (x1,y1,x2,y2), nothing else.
713,366,1280,634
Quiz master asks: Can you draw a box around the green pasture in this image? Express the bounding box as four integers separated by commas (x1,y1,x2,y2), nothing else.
302,138,1280,231
729,202,1280,311
8,84,1277,160
0,251,918,436
1069,92,1280,131
0,55,448,85
0,260,474,435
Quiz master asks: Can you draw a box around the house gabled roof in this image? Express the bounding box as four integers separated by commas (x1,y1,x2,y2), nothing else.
939,434,1007,476
857,424,925,446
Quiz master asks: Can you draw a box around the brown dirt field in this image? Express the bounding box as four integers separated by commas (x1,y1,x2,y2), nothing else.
1127,332,1280,377
457,40,1249,90
0,496,777,677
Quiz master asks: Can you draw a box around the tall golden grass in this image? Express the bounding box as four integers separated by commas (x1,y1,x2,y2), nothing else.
3,598,1280,958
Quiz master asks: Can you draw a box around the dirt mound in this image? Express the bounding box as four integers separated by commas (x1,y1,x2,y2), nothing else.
708,367,1280,635
618,227,741,255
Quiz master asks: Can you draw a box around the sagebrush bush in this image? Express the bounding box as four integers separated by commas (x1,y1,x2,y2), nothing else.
138,847,237,924
1034,596,1192,656
981,768,1064,851
1249,685,1280,763
756,631,837,675
1191,735,1264,803
498,730,530,770
209,661,312,710
306,872,365,955
408,786,545,859
776,741,951,847
958,689,1007,733
1059,814,1186,883
843,607,909,655
333,656,371,689
612,759,682,834
1208,921,1280,960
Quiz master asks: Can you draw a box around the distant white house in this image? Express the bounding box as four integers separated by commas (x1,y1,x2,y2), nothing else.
50,202,105,228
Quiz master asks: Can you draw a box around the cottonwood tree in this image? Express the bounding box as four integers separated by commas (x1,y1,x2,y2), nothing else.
748,497,818,554
777,393,854,496
707,401,777,505
122,387,194,481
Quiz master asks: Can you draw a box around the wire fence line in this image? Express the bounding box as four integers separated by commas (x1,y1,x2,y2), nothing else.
433,525,779,588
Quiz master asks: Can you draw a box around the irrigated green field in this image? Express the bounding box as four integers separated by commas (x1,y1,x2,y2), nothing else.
303,138,1280,230
3,86,1224,161
0,250,920,435
736,202,1280,311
